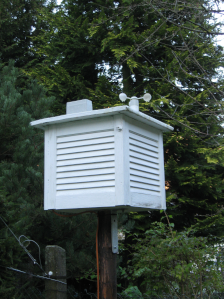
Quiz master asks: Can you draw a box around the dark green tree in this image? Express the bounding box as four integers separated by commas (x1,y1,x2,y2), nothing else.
24,0,123,111
0,0,56,68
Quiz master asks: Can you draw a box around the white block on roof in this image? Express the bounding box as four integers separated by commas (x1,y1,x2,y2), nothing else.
66,99,93,114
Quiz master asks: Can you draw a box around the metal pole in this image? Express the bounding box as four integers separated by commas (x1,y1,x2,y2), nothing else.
98,210,117,299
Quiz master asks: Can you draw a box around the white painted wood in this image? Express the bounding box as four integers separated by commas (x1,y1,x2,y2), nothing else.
114,115,125,206
129,138,158,154
130,174,160,186
57,142,114,155
44,127,50,210
56,161,115,173
130,162,159,175
31,105,173,132
56,118,114,136
129,144,159,159
56,180,115,191
130,168,160,181
56,155,114,167
57,174,115,185
127,119,162,207
158,132,166,209
129,130,158,146
131,192,162,209
55,191,115,210
66,99,92,114
56,187,115,197
54,120,116,206
56,167,115,179
57,130,114,143
44,125,57,210
31,99,173,212
57,136,114,150
129,156,159,170
129,150,159,164
57,149,114,162
130,181,160,193
122,116,131,205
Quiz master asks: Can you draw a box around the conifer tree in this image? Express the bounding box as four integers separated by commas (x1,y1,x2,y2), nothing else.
0,0,56,68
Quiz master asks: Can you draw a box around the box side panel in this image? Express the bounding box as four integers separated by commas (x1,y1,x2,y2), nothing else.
128,121,161,196
126,118,165,209
44,126,57,210
55,191,115,210
131,193,162,209
54,117,116,210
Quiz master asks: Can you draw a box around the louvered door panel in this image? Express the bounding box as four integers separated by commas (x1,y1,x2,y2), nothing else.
56,129,115,195
129,130,161,195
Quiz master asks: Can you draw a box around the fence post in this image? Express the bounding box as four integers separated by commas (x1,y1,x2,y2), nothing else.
45,245,67,299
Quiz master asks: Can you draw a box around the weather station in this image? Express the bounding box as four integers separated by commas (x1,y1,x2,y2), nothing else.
30,93,173,299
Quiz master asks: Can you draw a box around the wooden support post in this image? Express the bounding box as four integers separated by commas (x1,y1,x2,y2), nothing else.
98,210,117,299
45,245,67,299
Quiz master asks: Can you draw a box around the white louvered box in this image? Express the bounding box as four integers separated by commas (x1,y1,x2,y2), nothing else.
31,99,173,213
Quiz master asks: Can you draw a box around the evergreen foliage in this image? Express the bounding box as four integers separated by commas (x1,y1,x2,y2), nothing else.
0,0,57,68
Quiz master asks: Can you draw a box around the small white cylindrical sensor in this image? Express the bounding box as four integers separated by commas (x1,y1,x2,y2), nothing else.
129,97,139,112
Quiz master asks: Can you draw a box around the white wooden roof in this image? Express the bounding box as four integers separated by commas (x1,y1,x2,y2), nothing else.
30,105,174,132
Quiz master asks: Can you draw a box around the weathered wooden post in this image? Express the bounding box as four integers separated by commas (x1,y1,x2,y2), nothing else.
98,211,117,299
31,93,173,298
45,245,67,299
